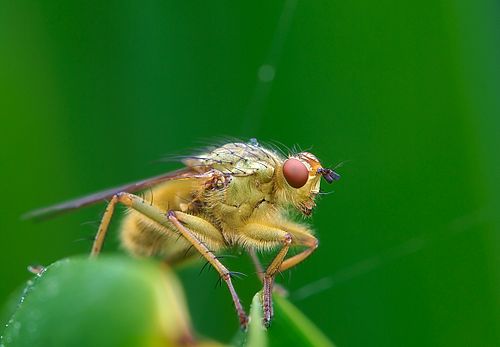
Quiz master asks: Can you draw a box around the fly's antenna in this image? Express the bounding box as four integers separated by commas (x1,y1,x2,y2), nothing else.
317,168,341,183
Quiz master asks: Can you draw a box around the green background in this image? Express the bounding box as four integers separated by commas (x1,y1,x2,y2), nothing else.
1,1,499,346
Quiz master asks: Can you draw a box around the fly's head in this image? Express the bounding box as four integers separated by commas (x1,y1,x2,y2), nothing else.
276,152,340,216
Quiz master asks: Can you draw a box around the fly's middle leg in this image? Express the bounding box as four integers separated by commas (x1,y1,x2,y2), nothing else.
168,211,248,328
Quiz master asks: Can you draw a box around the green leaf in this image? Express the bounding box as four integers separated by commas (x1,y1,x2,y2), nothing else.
0,256,215,347
1,256,335,347
243,294,268,347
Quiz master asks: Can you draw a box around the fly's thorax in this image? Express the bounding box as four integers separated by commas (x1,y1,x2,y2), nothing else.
226,174,275,205
195,166,278,232
206,174,273,215
184,142,279,180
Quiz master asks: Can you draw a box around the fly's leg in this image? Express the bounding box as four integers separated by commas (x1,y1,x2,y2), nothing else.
90,192,248,328
90,169,225,257
240,222,318,327
279,235,318,272
262,233,292,326
167,211,248,328
91,194,120,256
239,224,291,326
274,220,319,273
248,248,288,296
248,248,264,282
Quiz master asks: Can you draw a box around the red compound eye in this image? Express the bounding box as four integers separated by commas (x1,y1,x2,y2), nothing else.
283,158,309,188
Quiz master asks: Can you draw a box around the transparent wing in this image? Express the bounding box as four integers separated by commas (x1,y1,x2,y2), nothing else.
23,168,197,220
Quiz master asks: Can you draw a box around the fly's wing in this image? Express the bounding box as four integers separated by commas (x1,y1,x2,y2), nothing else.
23,168,198,220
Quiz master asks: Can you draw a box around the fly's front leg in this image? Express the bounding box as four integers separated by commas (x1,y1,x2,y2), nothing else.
248,248,289,297
263,233,292,326
241,222,318,327
276,220,319,273
240,224,291,326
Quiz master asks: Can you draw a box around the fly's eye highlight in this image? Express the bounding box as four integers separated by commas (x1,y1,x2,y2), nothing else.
283,158,309,188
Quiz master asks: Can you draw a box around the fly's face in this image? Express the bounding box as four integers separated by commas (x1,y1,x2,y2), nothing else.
279,152,340,215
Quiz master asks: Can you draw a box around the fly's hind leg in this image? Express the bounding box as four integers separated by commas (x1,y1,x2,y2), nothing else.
91,169,227,256
91,192,248,328
91,194,121,256
90,192,164,256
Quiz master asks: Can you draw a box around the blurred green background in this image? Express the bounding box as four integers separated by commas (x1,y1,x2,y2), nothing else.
1,1,499,346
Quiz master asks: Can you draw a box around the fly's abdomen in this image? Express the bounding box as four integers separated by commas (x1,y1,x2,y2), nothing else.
119,179,198,257
120,210,190,257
